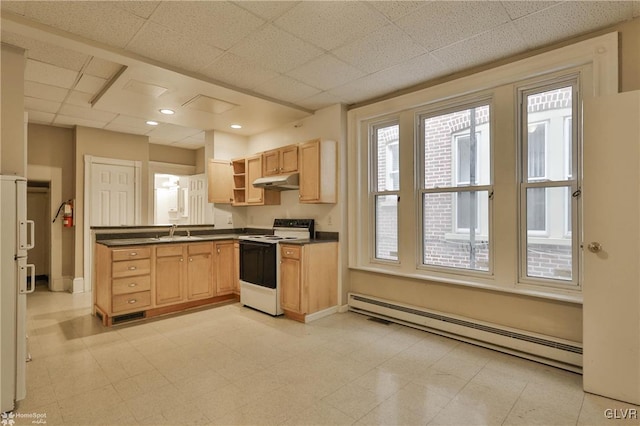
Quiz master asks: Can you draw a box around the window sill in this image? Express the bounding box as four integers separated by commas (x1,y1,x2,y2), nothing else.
349,264,583,305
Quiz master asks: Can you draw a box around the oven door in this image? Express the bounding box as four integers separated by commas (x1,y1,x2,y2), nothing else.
239,240,277,289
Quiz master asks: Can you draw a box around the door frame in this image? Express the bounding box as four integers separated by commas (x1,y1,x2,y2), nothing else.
148,161,195,225
83,155,141,293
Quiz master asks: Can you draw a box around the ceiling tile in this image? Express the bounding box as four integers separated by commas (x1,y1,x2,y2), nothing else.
366,52,447,93
501,1,560,20
274,1,388,50
233,1,300,21
230,24,323,73
75,74,107,95
296,91,347,111
24,96,60,114
327,71,404,105
27,110,55,125
109,114,158,131
200,53,279,90
58,104,117,123
514,1,635,48
146,123,202,141
23,1,146,48
367,1,428,22
170,140,201,150
1,31,89,71
127,21,224,74
85,57,123,79
102,122,149,136
634,1,640,17
396,2,511,51
286,54,365,91
149,1,265,51
1,2,26,15
25,60,78,89
65,91,93,108
24,81,69,103
333,23,427,74
254,75,321,104
114,1,160,19
54,114,106,128
432,23,529,72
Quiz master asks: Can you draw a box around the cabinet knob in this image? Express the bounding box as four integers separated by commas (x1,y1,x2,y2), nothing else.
128,299,137,304
128,283,137,287
180,258,184,262
130,252,137,256
128,266,136,271
189,258,193,262
217,248,220,254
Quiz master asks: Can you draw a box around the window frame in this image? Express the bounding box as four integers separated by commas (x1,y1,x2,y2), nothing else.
517,76,581,289
417,98,494,276
370,119,401,264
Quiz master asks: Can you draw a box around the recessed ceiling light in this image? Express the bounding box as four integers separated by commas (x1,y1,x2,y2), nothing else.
230,124,242,129
159,109,175,115
146,120,159,126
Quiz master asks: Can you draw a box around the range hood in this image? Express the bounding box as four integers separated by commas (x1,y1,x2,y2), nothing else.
252,173,299,191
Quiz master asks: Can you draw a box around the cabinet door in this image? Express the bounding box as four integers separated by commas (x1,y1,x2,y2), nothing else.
187,244,214,300
263,149,280,176
233,242,240,293
299,139,320,202
281,145,299,174
215,242,235,295
280,257,301,313
246,155,264,204
208,159,233,203
155,254,185,305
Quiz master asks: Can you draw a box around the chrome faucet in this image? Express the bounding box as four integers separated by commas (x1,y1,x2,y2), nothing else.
169,224,178,238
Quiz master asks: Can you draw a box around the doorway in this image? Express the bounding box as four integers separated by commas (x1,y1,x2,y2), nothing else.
27,181,50,290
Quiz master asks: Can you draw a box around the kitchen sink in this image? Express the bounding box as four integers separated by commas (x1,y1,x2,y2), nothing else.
153,235,202,242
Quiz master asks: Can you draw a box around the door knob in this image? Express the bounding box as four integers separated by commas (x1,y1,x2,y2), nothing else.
588,242,602,253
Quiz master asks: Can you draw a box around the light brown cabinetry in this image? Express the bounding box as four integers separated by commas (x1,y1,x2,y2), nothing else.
299,139,337,204
263,145,298,176
279,242,338,322
231,158,247,205
247,154,280,206
233,242,240,294
94,240,239,326
208,159,234,203
214,241,235,295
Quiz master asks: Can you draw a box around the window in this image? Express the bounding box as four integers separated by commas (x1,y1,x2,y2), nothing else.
420,103,491,272
519,81,579,285
372,122,399,261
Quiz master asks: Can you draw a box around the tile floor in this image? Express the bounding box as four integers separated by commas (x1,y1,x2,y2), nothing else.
13,284,639,425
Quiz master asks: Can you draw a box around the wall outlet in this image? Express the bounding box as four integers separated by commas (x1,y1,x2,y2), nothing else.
327,215,332,226
227,215,233,224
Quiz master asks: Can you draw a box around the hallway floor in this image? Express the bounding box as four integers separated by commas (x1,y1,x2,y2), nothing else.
14,286,639,425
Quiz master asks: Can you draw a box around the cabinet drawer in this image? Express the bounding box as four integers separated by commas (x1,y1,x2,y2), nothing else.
112,291,151,313
281,245,301,260
112,247,151,261
156,245,184,257
188,242,213,255
112,275,151,295
112,259,151,278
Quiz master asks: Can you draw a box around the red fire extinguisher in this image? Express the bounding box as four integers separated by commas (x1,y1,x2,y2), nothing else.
53,200,74,227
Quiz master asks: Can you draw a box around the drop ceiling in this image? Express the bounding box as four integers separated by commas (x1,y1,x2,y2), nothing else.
1,1,639,149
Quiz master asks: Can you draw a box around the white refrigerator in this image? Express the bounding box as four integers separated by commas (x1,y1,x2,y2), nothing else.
0,176,35,413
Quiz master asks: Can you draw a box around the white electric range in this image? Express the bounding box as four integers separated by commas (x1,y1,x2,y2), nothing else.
238,219,314,315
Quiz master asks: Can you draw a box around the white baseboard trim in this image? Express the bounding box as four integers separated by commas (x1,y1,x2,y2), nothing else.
71,277,84,294
337,304,349,313
50,276,67,292
305,306,338,323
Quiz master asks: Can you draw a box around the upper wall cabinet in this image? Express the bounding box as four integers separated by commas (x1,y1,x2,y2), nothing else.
263,144,299,177
299,139,337,204
207,159,233,204
247,154,280,206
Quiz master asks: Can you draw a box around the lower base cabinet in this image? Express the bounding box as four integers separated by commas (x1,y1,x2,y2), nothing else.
279,242,338,322
94,239,238,326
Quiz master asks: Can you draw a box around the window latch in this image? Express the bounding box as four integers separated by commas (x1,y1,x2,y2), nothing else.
489,191,494,199
572,189,581,198
397,195,400,202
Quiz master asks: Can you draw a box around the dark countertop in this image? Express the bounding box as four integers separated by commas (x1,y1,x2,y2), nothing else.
97,234,240,247
277,238,338,245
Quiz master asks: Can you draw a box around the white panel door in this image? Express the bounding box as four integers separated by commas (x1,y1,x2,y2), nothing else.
583,91,640,404
90,163,136,226
189,174,206,225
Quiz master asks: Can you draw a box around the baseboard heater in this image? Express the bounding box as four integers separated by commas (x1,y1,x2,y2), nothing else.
348,293,582,373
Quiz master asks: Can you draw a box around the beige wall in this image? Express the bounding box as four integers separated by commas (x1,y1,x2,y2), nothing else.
1,43,26,175
27,124,75,277
618,17,640,92
149,143,197,166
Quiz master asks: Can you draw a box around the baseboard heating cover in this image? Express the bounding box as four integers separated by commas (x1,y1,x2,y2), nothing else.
348,293,582,372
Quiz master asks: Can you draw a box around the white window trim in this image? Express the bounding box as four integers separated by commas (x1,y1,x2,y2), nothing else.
347,32,617,303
